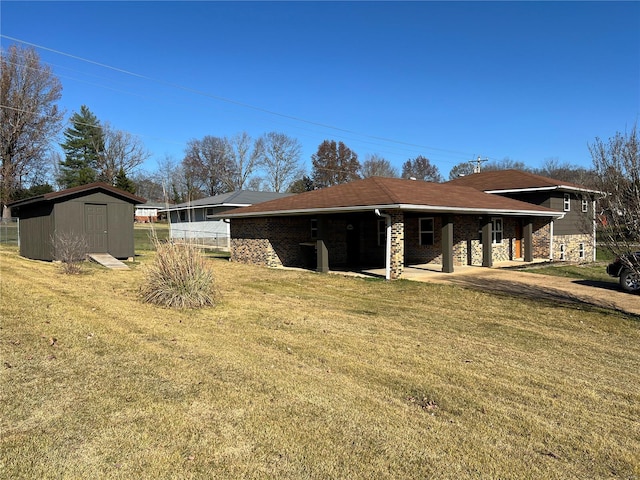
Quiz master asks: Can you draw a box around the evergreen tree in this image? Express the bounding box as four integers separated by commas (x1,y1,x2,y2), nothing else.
58,105,104,188
115,167,136,194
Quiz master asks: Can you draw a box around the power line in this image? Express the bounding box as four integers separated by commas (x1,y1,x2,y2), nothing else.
1,35,487,165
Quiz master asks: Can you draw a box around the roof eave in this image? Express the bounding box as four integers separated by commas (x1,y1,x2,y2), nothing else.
486,185,602,195
220,203,562,219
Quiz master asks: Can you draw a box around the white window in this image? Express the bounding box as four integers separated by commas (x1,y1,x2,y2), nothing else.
492,218,503,244
563,193,571,212
480,218,503,244
559,243,566,260
419,217,434,246
579,243,585,259
581,198,588,213
310,218,318,239
377,219,386,246
206,207,215,220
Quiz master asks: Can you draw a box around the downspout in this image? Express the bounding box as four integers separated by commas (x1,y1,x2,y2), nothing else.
375,209,391,280
592,199,597,262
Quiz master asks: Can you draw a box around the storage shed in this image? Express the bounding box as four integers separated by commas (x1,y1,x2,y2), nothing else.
8,182,146,261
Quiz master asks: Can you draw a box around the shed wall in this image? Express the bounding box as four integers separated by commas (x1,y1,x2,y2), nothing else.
18,203,54,260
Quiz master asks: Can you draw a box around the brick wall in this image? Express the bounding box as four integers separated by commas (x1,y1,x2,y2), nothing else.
230,213,563,275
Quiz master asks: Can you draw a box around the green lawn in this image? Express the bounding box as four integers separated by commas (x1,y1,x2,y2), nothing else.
1,245,638,479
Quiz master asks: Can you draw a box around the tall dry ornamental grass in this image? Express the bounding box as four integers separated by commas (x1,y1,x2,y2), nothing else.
140,240,217,308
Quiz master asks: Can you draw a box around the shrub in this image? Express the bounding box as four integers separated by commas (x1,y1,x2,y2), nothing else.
140,240,217,309
52,232,88,274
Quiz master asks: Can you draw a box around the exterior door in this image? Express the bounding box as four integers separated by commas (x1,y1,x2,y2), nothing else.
346,221,360,266
85,204,108,252
515,223,523,259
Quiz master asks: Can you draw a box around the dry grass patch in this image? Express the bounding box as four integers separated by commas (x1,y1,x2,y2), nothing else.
1,245,639,479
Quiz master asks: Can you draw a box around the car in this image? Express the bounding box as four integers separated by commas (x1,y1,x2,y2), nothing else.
606,252,640,293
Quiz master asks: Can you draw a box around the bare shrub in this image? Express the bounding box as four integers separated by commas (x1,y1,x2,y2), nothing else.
52,232,88,274
140,238,216,309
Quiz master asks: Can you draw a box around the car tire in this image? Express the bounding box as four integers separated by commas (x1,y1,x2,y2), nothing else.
620,268,640,293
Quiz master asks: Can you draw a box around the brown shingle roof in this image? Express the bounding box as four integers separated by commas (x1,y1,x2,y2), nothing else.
8,182,146,208
446,169,594,192
222,177,562,218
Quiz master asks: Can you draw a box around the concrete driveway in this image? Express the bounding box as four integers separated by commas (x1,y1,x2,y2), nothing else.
357,263,640,317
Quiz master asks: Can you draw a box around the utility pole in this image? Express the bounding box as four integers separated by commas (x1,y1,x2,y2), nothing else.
469,156,488,174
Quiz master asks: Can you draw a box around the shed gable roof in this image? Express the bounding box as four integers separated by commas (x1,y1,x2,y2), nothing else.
221,177,562,218
8,182,146,209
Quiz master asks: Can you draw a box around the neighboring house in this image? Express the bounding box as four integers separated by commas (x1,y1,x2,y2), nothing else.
446,170,600,262
219,176,565,279
7,182,145,261
159,190,292,248
135,202,166,223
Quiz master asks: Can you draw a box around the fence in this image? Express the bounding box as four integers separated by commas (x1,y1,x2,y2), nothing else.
169,227,230,250
0,218,19,246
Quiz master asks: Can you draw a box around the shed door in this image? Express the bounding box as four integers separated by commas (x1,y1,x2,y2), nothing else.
85,204,108,252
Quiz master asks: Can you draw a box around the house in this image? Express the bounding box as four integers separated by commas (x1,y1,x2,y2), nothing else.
134,202,166,223
7,182,145,261
159,190,292,248
219,176,565,279
446,170,599,262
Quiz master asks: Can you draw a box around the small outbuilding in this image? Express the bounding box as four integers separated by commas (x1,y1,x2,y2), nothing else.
8,182,146,261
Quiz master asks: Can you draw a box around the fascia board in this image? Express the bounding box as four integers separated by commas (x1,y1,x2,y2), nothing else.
220,203,563,219
486,186,603,195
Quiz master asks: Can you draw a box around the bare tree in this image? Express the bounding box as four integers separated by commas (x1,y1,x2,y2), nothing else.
360,154,398,178
588,125,639,273
226,132,263,190
183,136,234,196
448,161,475,179
401,156,442,182
258,132,302,192
536,158,595,187
483,157,530,172
1,45,63,216
311,140,361,188
95,123,150,185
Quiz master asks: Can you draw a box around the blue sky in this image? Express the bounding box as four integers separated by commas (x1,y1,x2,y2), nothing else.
2,1,639,179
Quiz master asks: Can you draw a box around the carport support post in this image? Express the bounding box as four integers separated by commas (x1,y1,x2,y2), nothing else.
316,239,329,273
441,216,454,273
315,217,329,273
524,219,533,262
481,217,493,268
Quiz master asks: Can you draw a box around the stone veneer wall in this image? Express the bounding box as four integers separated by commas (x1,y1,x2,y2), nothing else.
230,218,282,267
552,233,594,263
404,215,554,268
389,211,405,279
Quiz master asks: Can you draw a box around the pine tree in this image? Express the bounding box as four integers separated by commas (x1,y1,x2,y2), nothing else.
58,105,104,188
115,166,136,194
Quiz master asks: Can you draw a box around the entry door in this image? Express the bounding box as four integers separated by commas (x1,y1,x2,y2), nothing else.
85,204,108,252
515,223,523,259
346,221,359,266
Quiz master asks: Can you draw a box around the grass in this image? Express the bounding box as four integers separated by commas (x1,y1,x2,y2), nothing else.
1,244,639,479
521,262,614,283
134,222,170,251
